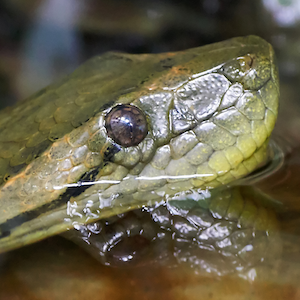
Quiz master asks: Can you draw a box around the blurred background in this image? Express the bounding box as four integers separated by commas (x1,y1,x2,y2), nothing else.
1,0,300,138
1,0,300,299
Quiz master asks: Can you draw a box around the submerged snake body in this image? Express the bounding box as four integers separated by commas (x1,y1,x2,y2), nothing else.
0,36,279,253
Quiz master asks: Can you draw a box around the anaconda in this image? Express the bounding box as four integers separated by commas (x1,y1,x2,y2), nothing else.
0,35,279,264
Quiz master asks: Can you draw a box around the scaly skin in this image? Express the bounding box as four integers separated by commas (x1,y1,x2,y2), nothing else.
0,35,279,253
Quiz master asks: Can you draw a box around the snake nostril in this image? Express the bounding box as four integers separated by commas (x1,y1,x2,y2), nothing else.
105,104,148,147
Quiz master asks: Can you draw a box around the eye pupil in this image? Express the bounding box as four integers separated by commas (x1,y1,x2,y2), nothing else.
105,104,148,147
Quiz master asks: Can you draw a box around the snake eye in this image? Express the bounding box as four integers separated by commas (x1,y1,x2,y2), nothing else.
105,104,148,147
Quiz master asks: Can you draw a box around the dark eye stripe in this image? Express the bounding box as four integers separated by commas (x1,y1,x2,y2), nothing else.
105,104,148,147
0,165,105,239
